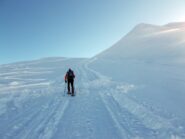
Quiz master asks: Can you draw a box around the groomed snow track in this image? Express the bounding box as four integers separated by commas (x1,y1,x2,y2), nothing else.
0,63,184,139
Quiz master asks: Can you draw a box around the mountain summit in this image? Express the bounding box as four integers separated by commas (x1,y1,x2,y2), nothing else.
94,22,185,63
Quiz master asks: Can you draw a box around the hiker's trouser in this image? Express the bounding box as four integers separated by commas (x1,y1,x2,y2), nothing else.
68,79,74,94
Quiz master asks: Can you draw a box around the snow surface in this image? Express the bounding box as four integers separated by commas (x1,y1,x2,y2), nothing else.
1,22,185,139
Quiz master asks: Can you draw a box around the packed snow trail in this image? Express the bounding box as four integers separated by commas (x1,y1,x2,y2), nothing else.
0,61,185,139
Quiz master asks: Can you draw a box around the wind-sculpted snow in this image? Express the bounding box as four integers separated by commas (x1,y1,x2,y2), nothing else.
0,57,185,139
1,22,185,138
94,22,185,64
89,22,185,138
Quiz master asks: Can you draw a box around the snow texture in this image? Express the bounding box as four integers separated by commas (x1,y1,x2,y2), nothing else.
0,22,185,139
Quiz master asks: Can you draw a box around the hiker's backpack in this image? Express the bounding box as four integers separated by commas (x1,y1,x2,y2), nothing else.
67,70,74,79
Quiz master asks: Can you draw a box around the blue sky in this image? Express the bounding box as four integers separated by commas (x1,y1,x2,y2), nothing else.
0,0,185,64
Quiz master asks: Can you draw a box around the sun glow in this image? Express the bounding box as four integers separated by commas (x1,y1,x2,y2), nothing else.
175,16,185,22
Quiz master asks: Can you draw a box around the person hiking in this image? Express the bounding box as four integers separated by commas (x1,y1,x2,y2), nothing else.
64,68,75,96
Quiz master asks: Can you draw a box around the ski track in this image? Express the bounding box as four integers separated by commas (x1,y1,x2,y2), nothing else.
0,63,185,139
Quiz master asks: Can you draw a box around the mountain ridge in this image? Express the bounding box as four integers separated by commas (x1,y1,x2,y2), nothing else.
93,21,185,63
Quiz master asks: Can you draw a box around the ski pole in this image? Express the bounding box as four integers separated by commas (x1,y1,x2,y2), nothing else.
63,82,67,96
74,83,76,96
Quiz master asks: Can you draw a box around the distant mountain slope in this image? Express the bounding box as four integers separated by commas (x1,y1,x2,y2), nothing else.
88,22,185,123
94,22,185,64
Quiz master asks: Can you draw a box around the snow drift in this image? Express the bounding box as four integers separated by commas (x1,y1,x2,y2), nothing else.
0,22,185,139
89,22,185,133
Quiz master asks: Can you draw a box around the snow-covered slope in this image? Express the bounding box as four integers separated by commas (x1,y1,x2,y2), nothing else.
88,22,185,137
1,22,185,139
94,22,185,63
